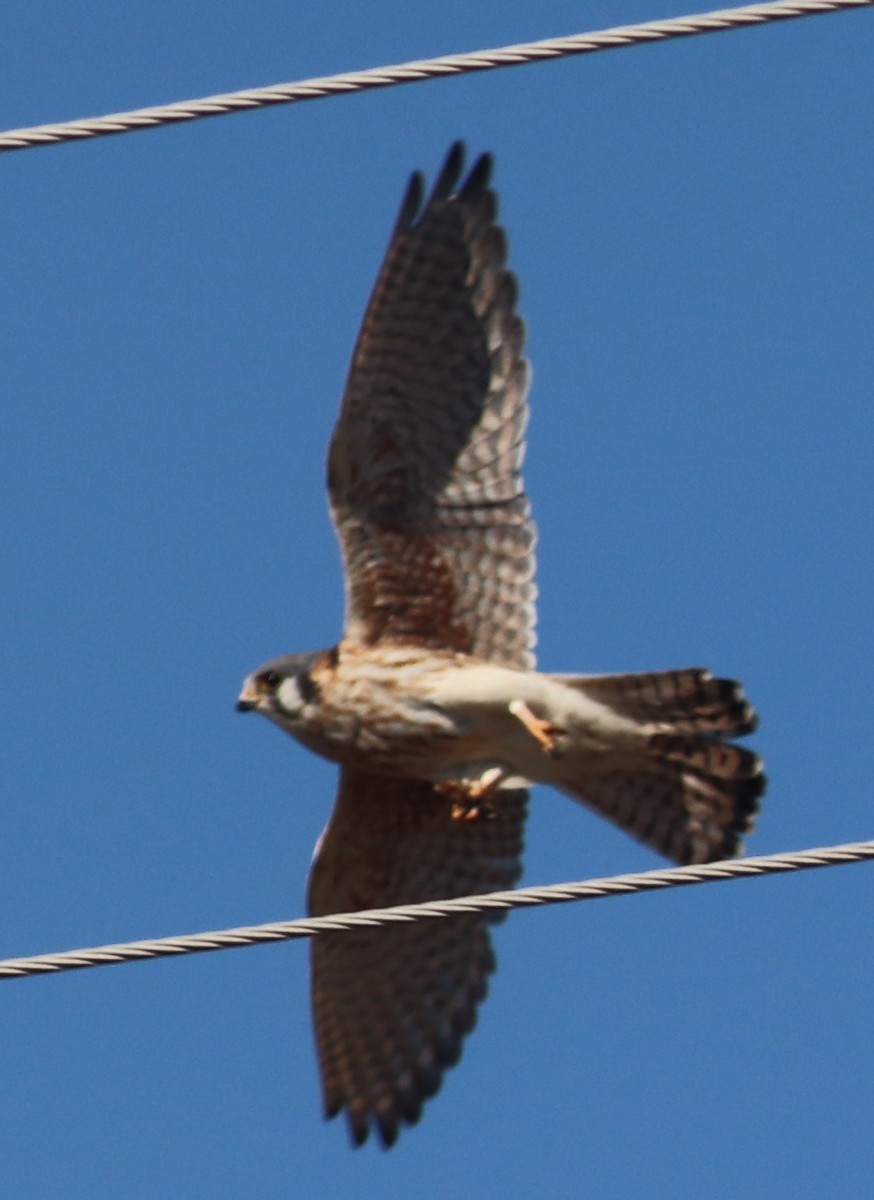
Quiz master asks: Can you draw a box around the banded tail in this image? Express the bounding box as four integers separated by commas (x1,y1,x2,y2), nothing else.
550,668,764,865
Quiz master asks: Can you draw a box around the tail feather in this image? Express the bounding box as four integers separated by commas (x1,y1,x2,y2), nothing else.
551,668,764,865
647,732,760,781
574,760,763,864
551,667,757,736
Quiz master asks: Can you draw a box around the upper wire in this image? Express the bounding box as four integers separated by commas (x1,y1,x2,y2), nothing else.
0,0,871,153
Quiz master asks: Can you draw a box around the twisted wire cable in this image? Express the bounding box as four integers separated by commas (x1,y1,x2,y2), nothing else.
0,0,870,153
1,839,871,981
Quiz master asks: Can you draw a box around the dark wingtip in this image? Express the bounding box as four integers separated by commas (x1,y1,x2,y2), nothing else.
336,1086,429,1150
460,149,493,199
376,1113,400,1150
341,1109,400,1151
393,168,425,235
345,1108,371,1149
395,142,494,235
431,140,466,202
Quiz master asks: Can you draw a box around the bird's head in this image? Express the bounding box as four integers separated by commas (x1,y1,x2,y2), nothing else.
236,649,330,732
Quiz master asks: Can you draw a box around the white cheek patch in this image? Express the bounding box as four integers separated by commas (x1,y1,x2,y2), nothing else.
276,677,305,718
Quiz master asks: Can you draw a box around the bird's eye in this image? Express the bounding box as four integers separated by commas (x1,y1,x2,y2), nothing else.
259,671,281,692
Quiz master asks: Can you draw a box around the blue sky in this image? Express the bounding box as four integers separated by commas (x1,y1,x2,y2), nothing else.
3,2,873,1195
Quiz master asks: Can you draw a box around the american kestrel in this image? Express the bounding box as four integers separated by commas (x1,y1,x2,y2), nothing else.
237,143,764,1148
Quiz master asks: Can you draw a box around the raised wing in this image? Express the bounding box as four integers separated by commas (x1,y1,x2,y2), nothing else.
307,768,527,1148
327,142,536,669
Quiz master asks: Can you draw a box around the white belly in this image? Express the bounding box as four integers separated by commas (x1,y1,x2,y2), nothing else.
419,664,644,784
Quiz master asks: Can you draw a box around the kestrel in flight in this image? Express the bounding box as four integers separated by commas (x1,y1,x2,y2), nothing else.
237,143,764,1148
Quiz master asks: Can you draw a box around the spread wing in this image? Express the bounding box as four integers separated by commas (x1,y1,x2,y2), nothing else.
308,769,527,1148
327,141,536,669
307,146,534,1146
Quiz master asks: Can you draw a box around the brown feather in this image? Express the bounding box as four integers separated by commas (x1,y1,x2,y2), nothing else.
308,769,527,1147
327,142,536,668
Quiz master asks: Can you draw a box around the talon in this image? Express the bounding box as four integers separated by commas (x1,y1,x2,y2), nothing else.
451,797,496,822
437,767,504,822
509,699,564,757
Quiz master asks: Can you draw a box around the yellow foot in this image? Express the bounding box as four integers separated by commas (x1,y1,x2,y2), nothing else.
508,699,564,757
437,767,504,822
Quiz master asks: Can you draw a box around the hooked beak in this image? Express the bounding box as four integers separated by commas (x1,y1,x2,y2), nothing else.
236,683,260,713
